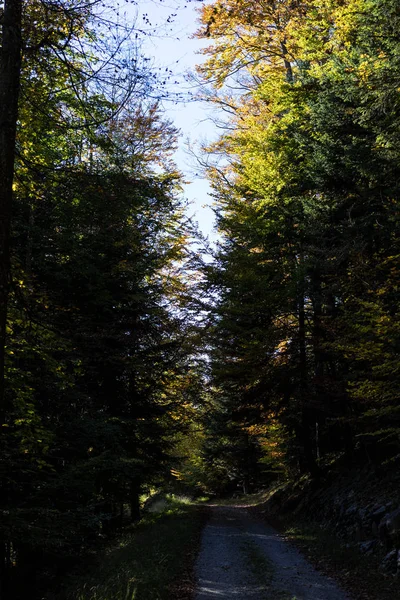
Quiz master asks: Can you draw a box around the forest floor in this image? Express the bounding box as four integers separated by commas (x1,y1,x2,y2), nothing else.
194,504,351,600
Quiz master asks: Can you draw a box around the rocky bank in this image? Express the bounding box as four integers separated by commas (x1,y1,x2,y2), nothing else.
263,465,400,579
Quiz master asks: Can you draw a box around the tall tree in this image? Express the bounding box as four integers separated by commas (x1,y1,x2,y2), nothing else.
0,2,194,596
195,0,400,484
0,0,22,424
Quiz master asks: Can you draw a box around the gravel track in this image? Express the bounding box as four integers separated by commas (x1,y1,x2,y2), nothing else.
195,506,351,600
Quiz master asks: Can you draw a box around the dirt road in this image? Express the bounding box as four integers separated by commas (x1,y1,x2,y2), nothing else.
195,506,351,600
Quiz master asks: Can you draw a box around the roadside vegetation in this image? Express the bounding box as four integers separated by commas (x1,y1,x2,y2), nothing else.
58,496,205,600
282,520,398,600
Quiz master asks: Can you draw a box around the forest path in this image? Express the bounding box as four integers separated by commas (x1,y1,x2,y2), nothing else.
194,505,351,600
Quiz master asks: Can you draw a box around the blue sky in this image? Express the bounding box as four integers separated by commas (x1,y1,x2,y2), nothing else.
135,0,219,242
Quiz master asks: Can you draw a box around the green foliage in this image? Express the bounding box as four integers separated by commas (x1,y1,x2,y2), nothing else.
194,0,400,486
0,2,198,597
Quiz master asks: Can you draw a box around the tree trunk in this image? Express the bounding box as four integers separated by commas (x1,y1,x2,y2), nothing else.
0,0,22,425
130,481,141,522
281,40,293,83
312,271,323,461
242,432,252,494
298,267,319,477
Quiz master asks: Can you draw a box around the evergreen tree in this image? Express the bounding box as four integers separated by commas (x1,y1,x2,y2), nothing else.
195,0,400,485
0,2,193,596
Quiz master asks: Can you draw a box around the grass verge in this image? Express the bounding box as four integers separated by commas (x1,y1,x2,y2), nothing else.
59,496,206,600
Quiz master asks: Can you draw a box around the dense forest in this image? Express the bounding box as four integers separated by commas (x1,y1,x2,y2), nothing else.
1,0,400,598
189,0,400,492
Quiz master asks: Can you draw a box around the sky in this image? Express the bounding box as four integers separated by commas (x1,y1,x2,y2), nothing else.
134,0,219,243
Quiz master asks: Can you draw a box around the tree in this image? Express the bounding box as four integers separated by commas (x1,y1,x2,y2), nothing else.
0,0,22,425
0,0,157,425
195,0,400,483
0,2,195,595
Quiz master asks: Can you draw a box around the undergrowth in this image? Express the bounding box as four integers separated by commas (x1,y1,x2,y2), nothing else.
59,496,205,600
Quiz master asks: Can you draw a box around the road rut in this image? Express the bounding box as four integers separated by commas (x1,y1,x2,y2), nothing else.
195,506,351,600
